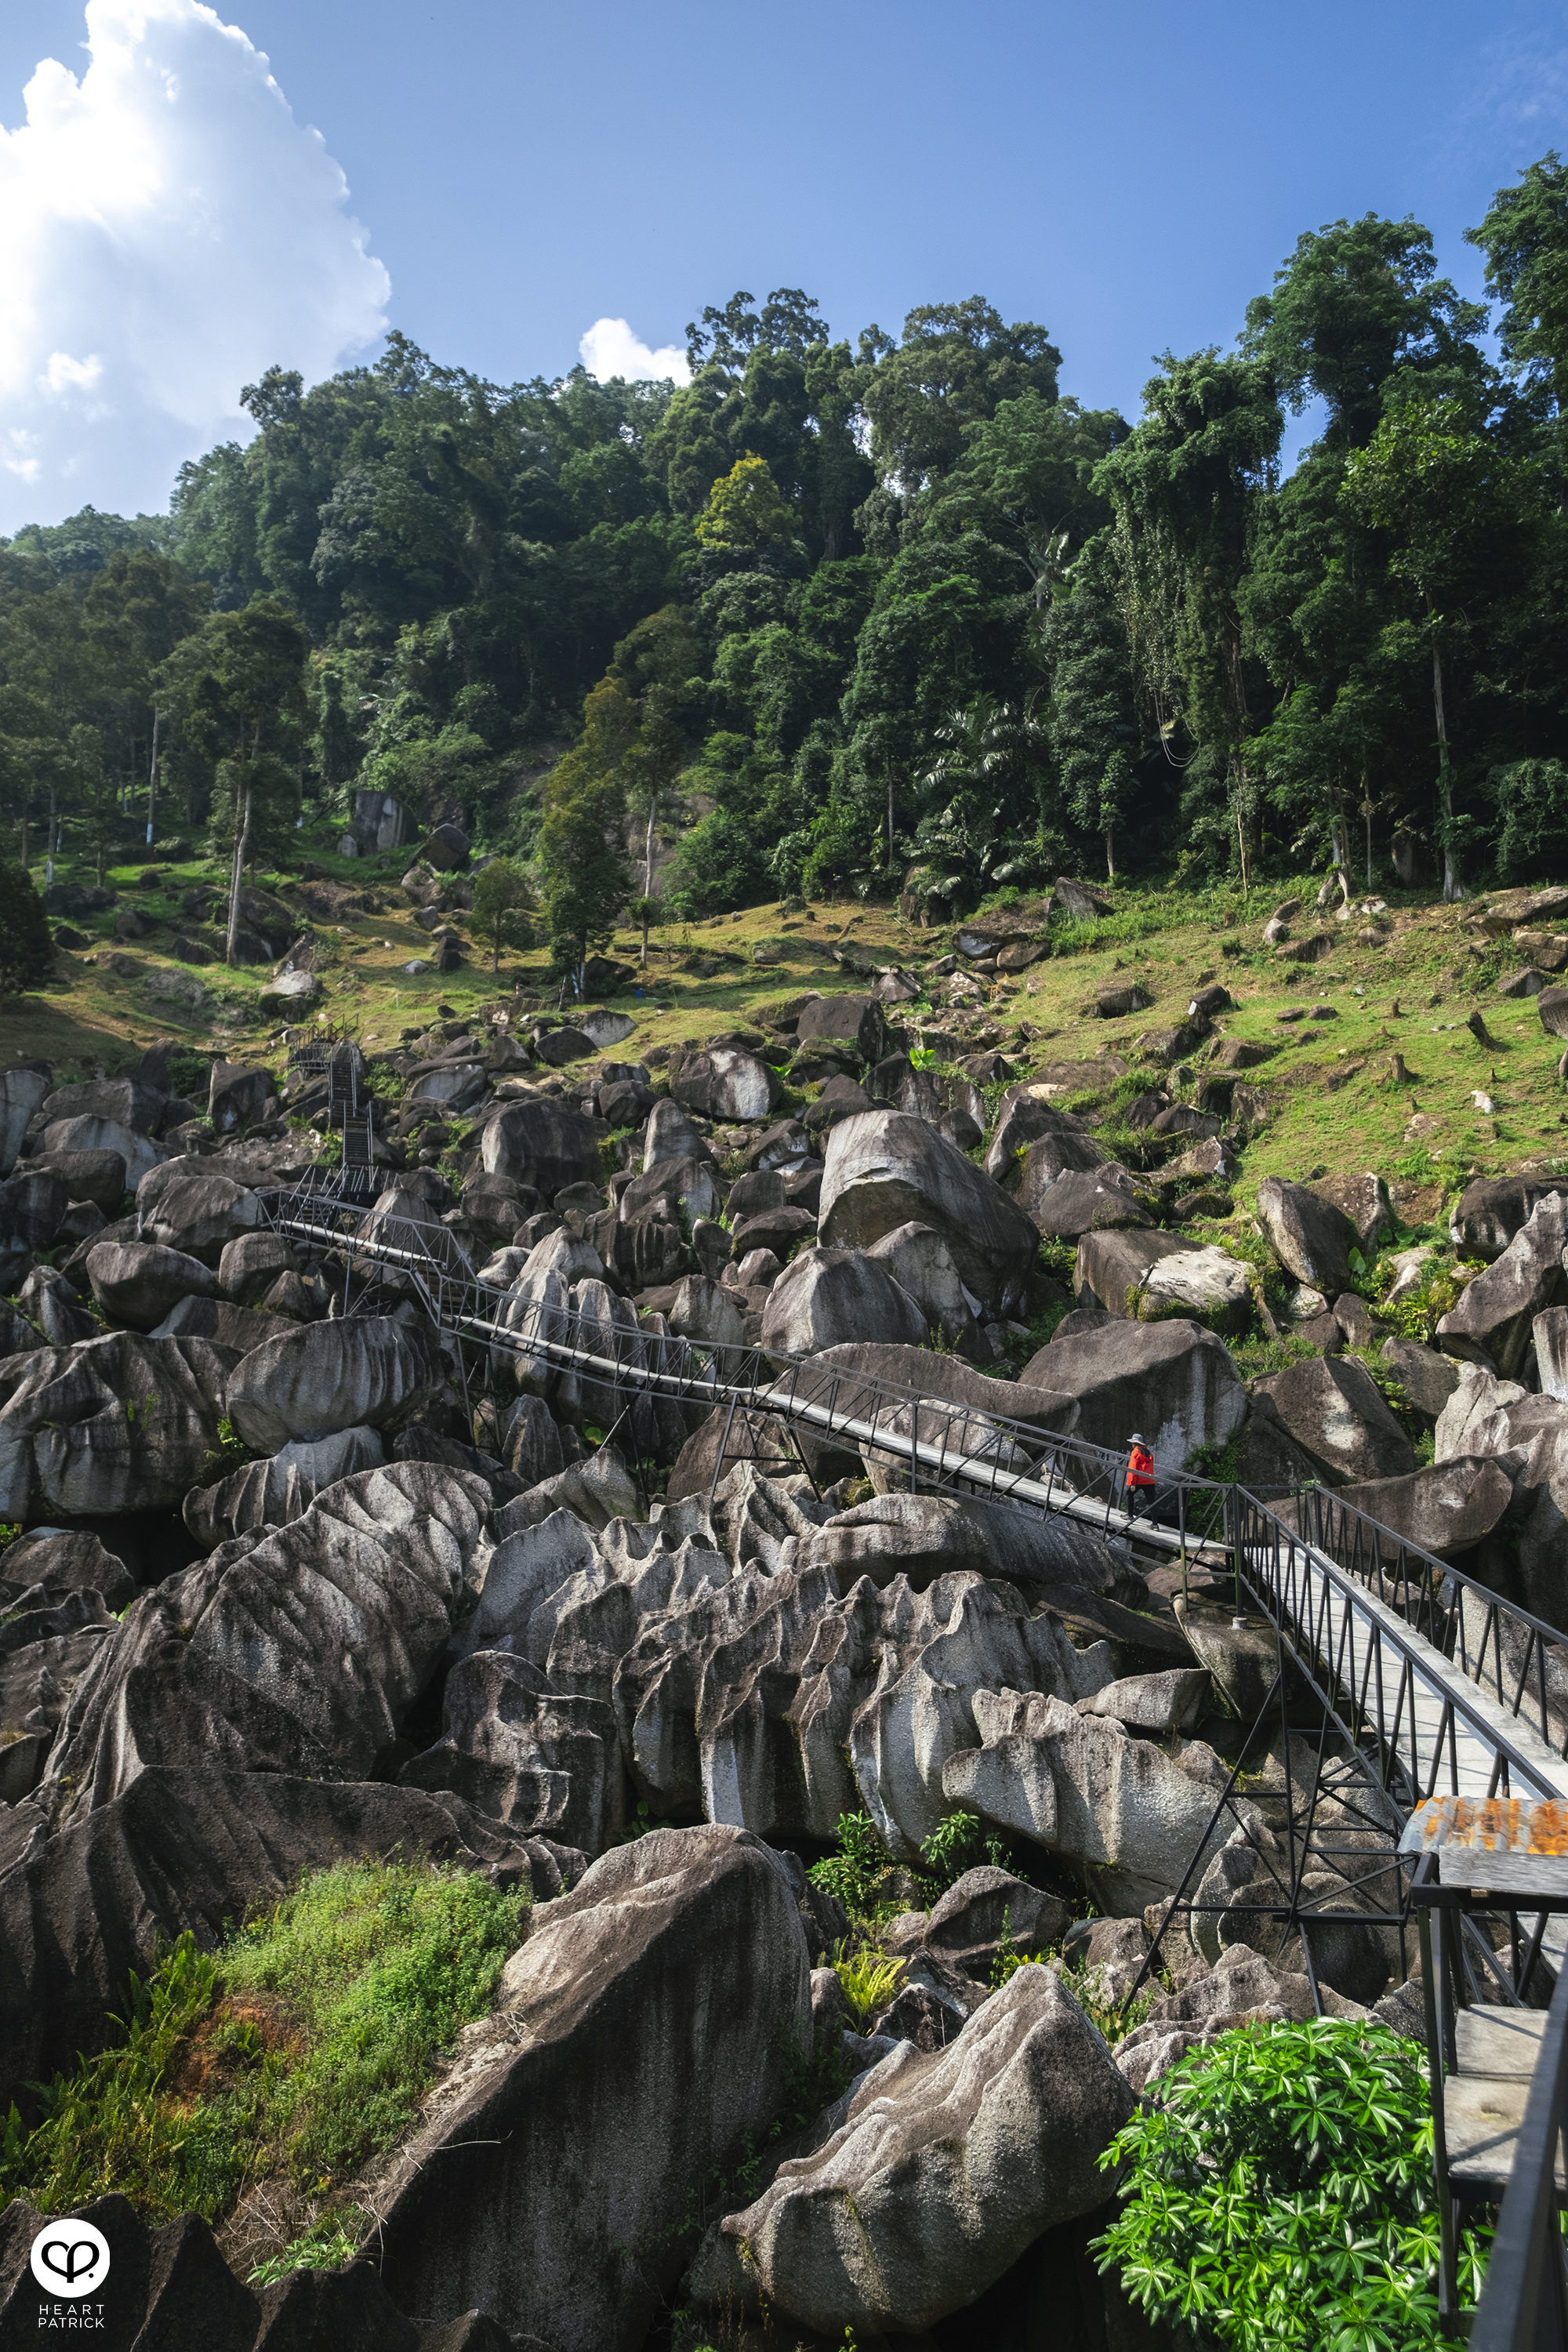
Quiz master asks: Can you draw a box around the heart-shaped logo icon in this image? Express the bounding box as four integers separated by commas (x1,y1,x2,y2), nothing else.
30,2217,111,2298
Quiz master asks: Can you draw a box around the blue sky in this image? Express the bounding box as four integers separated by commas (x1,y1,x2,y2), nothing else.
1,0,1566,528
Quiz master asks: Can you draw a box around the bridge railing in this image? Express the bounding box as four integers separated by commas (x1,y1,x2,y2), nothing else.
1236,1485,1568,1776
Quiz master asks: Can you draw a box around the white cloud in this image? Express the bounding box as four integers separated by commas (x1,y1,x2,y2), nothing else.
0,0,389,532
579,316,691,387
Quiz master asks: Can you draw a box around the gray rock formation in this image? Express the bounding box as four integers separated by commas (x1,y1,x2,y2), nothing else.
1251,1353,1416,1486
820,1110,1039,1317
760,1247,927,1360
688,1965,1131,2338
1022,1316,1246,1472
369,1825,811,2352
224,1315,445,1450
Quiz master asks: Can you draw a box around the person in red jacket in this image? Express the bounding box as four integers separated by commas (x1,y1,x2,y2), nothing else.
1126,1432,1155,1511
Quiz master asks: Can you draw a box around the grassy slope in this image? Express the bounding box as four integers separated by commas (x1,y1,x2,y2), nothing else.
8,837,1564,1228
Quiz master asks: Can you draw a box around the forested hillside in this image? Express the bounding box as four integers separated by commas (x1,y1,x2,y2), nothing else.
5,158,1568,949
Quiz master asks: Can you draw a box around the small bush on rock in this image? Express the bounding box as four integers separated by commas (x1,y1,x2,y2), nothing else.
1094,2017,1490,2348
0,1860,528,2267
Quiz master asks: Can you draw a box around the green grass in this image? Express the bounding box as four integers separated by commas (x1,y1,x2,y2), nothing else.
0,1860,529,2271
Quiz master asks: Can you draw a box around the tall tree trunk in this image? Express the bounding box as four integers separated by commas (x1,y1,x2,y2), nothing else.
1361,778,1374,891
640,916,650,967
1432,637,1460,900
146,711,160,848
226,776,253,964
1105,822,1116,880
643,795,657,899
887,772,895,882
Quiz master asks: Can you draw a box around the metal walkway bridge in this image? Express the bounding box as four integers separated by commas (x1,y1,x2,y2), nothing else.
257,1165,1568,2341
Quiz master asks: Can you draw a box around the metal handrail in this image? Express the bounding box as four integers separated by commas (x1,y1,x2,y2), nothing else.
1239,1485,1568,1768
1471,1951,1568,2349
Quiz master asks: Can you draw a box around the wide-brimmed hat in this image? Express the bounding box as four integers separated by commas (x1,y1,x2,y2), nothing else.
1129,1433,1148,1446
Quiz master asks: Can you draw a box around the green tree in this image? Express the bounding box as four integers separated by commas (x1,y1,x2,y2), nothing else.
0,861,55,996
624,892,662,966
1468,153,1568,419
1343,391,1534,897
695,456,801,565
536,677,634,986
159,599,307,958
1094,351,1283,885
470,855,537,971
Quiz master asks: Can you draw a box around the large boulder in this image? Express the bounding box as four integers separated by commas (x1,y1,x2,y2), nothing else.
1022,1316,1246,1472
760,1248,927,1360
804,1490,1122,1597
38,1075,164,1137
1074,1229,1251,1334
399,1649,623,1857
182,1424,386,1548
223,1315,446,1450
794,993,886,1064
1316,1457,1514,1560
944,1687,1236,1912
820,1111,1039,1318
618,1153,724,1230
0,1066,49,1176
1437,1193,1568,1376
1312,1172,1396,1256
1451,1175,1564,1262
85,1240,216,1331
207,1062,268,1134
1031,1167,1155,1240
688,1966,1132,2338
24,1147,127,1214
641,1095,710,1170
41,1114,162,1189
42,1461,490,1817
1011,1129,1112,1221
1255,1176,1356,1296
0,1334,231,1519
138,1167,264,1265
369,1826,811,2352
1251,1354,1417,1486
672,1047,783,1123
863,1221,981,1350
481,1099,602,1197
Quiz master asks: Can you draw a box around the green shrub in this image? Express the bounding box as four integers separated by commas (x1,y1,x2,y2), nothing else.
1094,2018,1490,2348
808,1810,892,1914
0,1861,528,2256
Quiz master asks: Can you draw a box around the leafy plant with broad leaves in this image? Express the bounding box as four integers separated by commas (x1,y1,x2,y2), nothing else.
1094,2018,1490,2348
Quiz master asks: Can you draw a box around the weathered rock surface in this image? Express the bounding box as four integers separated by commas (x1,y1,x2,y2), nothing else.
401,1649,623,1857
42,1461,488,1819
688,1965,1131,2337
1022,1316,1246,1472
1073,1229,1251,1333
945,1687,1239,1911
1252,1353,1417,1486
85,1239,217,1330
481,1098,602,1197
1256,1176,1356,1296
370,1826,811,2352
224,1315,445,1450
819,1110,1039,1316
0,1334,232,1519
673,1046,782,1123
760,1247,927,1360
1437,1192,1568,1375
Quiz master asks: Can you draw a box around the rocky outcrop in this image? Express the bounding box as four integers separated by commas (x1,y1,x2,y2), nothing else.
1255,1176,1356,1295
1073,1228,1251,1333
944,1687,1236,1911
400,1649,623,1857
819,1111,1039,1316
0,1333,233,1519
1251,1353,1417,1486
1022,1316,1246,1470
224,1315,446,1450
369,1826,811,2352
688,1966,1132,2337
42,1462,489,1819
760,1247,927,1359
1437,1192,1568,1375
